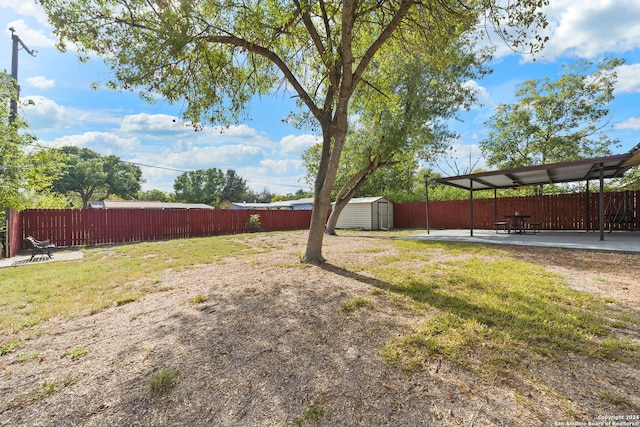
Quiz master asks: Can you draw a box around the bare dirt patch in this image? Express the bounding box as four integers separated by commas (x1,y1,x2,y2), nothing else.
1,230,639,426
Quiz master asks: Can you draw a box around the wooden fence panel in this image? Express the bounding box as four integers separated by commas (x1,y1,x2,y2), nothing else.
11,190,639,253
393,190,640,231
17,208,313,249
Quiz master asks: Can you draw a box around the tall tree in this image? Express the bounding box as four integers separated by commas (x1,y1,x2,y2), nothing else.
1,72,34,212
39,0,548,264
138,189,173,202
303,45,489,234
52,146,143,207
173,168,226,206
221,169,249,203
1,72,66,218
481,57,623,169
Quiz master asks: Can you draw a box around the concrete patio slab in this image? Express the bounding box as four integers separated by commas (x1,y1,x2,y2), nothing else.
0,250,84,268
405,229,640,254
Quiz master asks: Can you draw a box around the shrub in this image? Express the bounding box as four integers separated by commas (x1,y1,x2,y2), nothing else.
248,214,261,232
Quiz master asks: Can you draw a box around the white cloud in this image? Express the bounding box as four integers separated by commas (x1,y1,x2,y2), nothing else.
433,141,487,176
615,117,640,130
25,76,55,89
21,95,67,130
614,63,640,94
462,80,490,109
217,123,259,138
48,132,139,153
481,1,640,62
1,0,50,25
5,19,55,50
260,159,302,174
120,113,188,136
279,134,319,156
538,0,640,60
160,144,264,169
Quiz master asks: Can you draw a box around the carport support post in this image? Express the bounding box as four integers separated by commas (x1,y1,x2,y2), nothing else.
599,164,605,241
469,179,474,237
493,189,498,223
585,180,590,232
424,175,430,235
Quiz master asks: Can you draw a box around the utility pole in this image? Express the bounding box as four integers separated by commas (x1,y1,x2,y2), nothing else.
3,29,36,259
9,27,37,123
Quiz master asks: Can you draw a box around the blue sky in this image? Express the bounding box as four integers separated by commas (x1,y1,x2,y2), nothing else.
2,0,640,195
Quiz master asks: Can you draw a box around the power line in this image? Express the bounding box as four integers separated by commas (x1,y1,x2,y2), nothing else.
124,161,189,173
26,142,311,190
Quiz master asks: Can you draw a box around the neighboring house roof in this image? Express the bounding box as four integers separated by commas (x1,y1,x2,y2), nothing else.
88,200,215,209
230,198,315,210
231,197,390,210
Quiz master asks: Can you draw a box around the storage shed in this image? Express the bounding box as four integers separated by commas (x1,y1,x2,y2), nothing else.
334,196,393,230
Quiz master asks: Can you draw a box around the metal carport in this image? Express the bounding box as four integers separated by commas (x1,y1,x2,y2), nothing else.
432,147,640,240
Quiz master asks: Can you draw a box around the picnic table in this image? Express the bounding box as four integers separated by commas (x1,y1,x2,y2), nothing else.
504,214,531,234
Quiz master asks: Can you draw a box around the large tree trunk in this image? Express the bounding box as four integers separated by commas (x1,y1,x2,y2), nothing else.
325,198,347,235
304,195,330,265
303,115,350,264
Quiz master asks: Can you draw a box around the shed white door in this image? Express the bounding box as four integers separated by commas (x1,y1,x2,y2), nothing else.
378,201,390,229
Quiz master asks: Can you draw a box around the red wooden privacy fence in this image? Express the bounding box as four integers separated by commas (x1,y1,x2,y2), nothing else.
394,190,640,230
14,208,312,250
6,190,638,254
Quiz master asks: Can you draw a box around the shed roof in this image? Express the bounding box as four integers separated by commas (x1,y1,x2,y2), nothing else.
344,196,390,204
434,150,640,191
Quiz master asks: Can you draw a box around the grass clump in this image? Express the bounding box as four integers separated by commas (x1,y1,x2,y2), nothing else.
18,376,74,405
115,295,139,306
190,294,208,304
295,402,325,425
1,340,19,355
597,390,628,405
63,347,90,360
148,368,178,395
341,297,374,312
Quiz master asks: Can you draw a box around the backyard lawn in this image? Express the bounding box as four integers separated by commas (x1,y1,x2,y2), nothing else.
1,230,639,426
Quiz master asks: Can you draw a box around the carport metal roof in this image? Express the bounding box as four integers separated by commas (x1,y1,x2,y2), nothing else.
435,151,640,191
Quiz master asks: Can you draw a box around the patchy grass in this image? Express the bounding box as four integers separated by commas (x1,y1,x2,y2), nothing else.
0,340,19,355
597,390,628,406
0,236,251,335
366,239,640,389
13,351,41,364
16,375,74,407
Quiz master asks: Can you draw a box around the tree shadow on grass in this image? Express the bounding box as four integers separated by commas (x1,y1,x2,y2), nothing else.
320,261,639,370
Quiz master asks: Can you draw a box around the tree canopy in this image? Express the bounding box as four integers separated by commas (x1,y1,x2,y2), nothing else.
303,43,490,234
39,0,549,264
481,57,623,169
52,146,144,208
1,72,66,218
173,168,248,206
